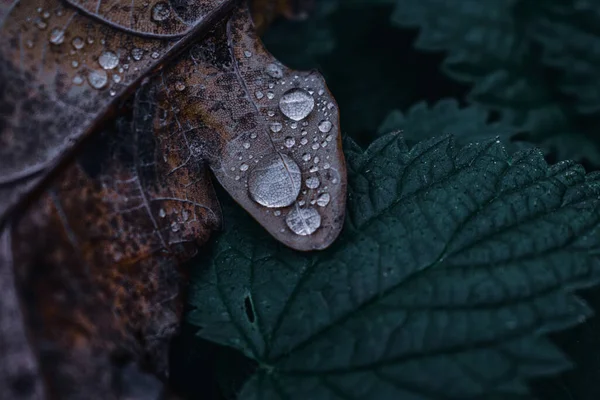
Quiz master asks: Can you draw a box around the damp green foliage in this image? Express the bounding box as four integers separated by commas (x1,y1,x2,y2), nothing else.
188,131,600,399
377,99,518,148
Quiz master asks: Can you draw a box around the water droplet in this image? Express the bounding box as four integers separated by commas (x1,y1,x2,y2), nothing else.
300,138,308,145
25,39,34,48
72,75,84,85
99,51,119,70
87,36,94,44
71,60,79,68
316,193,330,207
267,110,275,117
318,120,332,133
248,153,301,208
49,28,64,45
266,63,283,78
182,209,189,221
152,2,171,21
42,11,50,19
327,102,335,110
318,89,325,96
171,221,179,232
291,122,298,129
243,142,250,149
279,88,314,121
240,163,249,172
151,51,160,59
309,166,319,173
131,48,144,61
311,143,319,150
306,176,320,189
283,137,294,148
109,89,116,96
159,208,166,218
302,153,311,162
113,74,121,83
71,36,84,50
244,50,252,58
255,90,264,99
270,122,282,133
175,81,186,91
267,91,275,100
286,207,321,236
250,133,258,139
274,210,281,216
87,69,108,89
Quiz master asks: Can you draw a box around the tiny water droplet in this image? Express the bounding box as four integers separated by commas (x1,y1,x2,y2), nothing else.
267,110,275,117
309,166,319,173
159,208,166,218
302,153,311,162
152,2,171,21
243,142,250,149
286,207,321,236
270,122,282,133
49,28,64,45
240,163,249,172
255,90,264,99
42,11,50,19
311,143,319,150
274,210,281,216
267,91,275,100
327,102,335,110
279,88,314,121
306,176,320,189
25,39,34,48
71,36,84,50
175,81,186,91
151,51,160,59
244,50,252,58
284,137,295,148
316,193,330,207
266,63,283,78
250,132,258,139
87,69,108,89
290,122,298,129
171,221,179,232
318,89,325,96
113,74,121,83
318,120,332,133
87,36,94,44
182,209,189,221
99,51,119,70
300,138,308,145
131,48,144,61
71,60,79,68
248,153,301,208
72,75,84,85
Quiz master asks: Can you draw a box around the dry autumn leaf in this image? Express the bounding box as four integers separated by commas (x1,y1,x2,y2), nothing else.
0,0,345,398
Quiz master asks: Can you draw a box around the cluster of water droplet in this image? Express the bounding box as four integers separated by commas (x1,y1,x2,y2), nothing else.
28,5,166,96
227,53,338,237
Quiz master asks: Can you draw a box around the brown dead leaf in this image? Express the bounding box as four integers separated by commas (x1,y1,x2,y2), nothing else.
150,3,345,251
0,0,346,397
0,0,235,227
3,94,221,398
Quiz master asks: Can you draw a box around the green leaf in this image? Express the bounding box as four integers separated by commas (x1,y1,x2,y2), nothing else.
531,1,600,114
377,99,518,147
188,131,600,399
388,0,600,165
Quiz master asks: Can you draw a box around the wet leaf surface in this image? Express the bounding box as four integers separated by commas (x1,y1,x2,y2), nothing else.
0,0,235,226
148,4,346,251
0,0,346,397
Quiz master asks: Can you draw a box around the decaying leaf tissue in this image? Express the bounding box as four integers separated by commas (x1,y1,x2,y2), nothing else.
0,0,346,397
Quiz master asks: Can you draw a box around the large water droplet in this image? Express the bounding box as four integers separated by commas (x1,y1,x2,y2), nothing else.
248,154,301,208
49,28,64,45
87,69,108,89
318,120,332,133
152,2,171,21
286,207,321,236
279,89,314,121
99,51,119,70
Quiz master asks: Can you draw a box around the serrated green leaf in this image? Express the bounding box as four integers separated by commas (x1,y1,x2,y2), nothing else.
387,0,600,166
531,2,600,114
188,131,600,400
377,99,517,147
